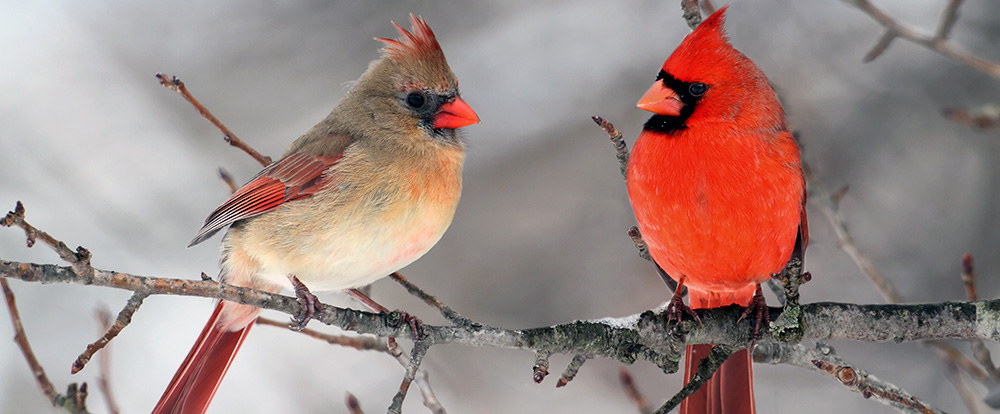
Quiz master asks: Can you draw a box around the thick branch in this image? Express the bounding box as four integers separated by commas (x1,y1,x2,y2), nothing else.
6,260,1000,374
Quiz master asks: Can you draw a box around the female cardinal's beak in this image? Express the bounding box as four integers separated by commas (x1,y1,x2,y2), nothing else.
637,82,683,116
433,96,480,129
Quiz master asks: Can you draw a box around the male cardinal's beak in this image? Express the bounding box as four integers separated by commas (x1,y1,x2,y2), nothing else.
434,96,480,129
637,82,683,116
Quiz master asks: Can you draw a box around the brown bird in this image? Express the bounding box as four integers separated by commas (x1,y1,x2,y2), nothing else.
152,15,479,414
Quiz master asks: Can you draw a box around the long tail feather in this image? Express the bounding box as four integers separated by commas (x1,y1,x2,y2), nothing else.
152,302,254,414
681,289,756,414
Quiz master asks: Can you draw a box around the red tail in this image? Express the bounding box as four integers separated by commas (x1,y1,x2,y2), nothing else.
152,302,254,414
680,288,756,414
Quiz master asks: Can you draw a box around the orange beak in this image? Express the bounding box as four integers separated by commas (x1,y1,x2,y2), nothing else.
637,81,683,116
433,96,480,129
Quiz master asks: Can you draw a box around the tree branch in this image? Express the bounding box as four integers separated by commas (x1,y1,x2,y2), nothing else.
844,0,1000,79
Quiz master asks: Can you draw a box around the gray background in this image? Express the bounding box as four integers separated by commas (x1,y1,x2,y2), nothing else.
2,0,999,412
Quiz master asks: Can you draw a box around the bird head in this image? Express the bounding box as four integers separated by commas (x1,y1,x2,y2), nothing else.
638,7,783,134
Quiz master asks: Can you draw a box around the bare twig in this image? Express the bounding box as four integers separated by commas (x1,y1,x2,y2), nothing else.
94,308,121,414
944,359,983,414
755,342,943,413
154,72,272,167
845,0,1000,79
680,0,703,30
256,317,388,352
2,201,93,280
592,116,629,180
942,104,1000,129
346,392,366,414
218,167,239,193
934,0,964,42
533,351,551,384
72,292,148,374
620,367,653,414
806,162,988,405
654,345,735,414
804,164,902,303
389,272,473,328
701,0,716,15
556,354,590,388
3,279,91,413
387,341,430,414
626,226,652,262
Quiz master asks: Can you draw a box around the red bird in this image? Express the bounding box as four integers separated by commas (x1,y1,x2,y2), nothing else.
626,8,807,414
152,15,479,414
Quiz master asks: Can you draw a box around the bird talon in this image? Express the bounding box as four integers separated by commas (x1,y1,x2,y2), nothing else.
289,275,321,331
738,283,770,341
665,283,701,327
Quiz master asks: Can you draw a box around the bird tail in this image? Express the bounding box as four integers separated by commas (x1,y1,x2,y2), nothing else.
152,301,256,414
680,286,756,414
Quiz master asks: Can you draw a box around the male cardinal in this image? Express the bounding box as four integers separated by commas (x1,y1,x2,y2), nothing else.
152,15,479,414
626,7,807,414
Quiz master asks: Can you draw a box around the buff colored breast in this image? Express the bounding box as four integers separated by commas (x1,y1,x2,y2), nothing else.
222,143,464,293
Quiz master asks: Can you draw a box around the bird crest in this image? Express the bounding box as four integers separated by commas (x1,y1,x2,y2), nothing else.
377,14,444,61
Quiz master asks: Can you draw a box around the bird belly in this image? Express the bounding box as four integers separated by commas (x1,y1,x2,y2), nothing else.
627,131,803,294
225,176,460,293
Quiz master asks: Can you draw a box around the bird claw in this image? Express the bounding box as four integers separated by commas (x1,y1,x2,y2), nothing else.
288,275,321,331
666,287,701,326
392,309,426,340
737,283,769,341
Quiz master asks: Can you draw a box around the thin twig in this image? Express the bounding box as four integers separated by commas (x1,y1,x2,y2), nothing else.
701,0,716,15
533,351,551,384
387,341,430,414
2,279,91,413
680,0,703,31
655,345,735,414
154,72,272,167
806,162,988,402
944,359,983,414
346,392,366,414
2,201,93,280
556,354,590,388
942,104,1000,129
592,116,629,180
755,342,943,413
845,0,1000,79
620,367,653,414
933,0,964,42
256,317,388,352
218,168,239,193
94,308,121,414
804,163,902,303
72,292,148,374
389,272,473,328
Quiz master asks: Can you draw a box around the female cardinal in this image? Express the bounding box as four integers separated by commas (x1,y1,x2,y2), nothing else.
152,15,479,414
626,7,807,414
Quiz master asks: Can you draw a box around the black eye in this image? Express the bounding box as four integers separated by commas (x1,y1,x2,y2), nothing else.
689,82,708,97
406,92,426,108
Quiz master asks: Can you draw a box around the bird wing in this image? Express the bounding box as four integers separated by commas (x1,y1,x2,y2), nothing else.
189,151,344,247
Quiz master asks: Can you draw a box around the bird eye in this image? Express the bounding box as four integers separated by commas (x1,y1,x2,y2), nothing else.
406,91,426,109
689,82,708,97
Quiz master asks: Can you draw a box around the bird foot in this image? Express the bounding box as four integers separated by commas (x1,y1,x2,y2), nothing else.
737,283,769,341
392,309,426,340
288,275,321,331
666,287,701,326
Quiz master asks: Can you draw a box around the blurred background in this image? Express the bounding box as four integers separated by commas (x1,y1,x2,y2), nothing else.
2,0,1000,412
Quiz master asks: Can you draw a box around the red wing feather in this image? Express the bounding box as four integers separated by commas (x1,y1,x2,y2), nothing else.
189,152,342,247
